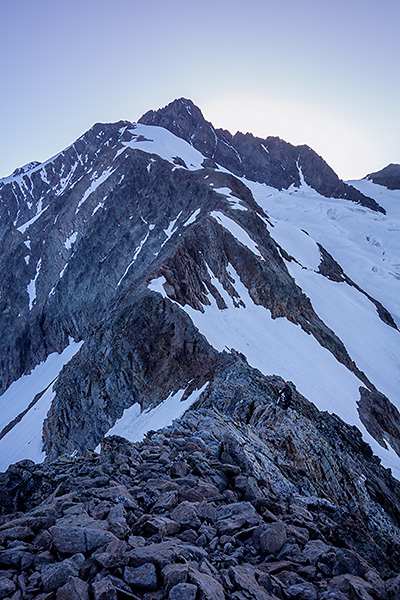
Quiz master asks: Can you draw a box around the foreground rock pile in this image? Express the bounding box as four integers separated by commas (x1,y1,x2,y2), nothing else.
1,399,400,600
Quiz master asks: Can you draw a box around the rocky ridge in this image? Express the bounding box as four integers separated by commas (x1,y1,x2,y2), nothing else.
365,164,400,191
1,362,400,600
139,98,384,213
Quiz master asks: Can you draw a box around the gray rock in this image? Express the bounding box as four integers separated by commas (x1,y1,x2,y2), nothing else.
169,583,198,600
94,540,130,569
259,521,287,555
56,576,89,600
106,504,129,538
228,564,273,600
286,582,318,600
170,502,201,529
41,553,85,592
50,521,118,554
162,564,189,592
188,568,225,600
329,574,375,598
0,526,34,544
0,577,16,599
144,515,181,537
387,574,400,600
0,547,33,569
302,540,334,566
171,459,189,478
129,541,207,569
33,550,56,570
333,549,367,577
92,578,118,600
152,491,179,512
123,563,158,590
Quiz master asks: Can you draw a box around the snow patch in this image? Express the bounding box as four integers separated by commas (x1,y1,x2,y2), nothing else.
64,232,78,250
120,124,206,171
27,258,42,310
76,166,116,212
210,211,263,259
102,382,209,445
183,208,201,226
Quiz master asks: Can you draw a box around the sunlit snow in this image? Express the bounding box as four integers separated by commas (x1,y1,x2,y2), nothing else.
120,124,206,171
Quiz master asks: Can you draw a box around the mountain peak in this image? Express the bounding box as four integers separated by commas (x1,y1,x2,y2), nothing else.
140,98,384,212
365,163,400,190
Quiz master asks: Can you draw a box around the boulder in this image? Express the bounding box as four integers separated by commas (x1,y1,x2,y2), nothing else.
123,563,158,591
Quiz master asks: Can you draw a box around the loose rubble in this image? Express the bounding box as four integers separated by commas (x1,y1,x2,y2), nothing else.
1,389,400,599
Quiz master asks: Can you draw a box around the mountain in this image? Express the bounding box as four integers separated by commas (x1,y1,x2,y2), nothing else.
0,98,399,471
0,97,400,598
365,163,400,190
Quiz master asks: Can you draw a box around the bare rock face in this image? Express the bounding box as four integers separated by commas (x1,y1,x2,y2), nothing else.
365,163,400,190
139,98,384,212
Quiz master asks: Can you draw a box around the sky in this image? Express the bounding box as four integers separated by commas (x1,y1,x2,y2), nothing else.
0,0,399,181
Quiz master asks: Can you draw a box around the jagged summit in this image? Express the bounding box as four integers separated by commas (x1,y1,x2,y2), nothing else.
365,163,400,190
139,98,384,213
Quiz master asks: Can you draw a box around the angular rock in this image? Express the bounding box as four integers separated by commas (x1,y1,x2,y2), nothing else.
169,583,198,600
41,553,85,592
286,582,317,600
124,563,158,591
332,548,367,577
144,515,181,537
386,573,400,600
0,577,16,599
162,564,189,592
302,540,334,566
171,460,189,478
329,574,375,597
0,547,33,569
50,523,118,554
229,564,273,600
0,526,34,544
93,540,131,569
92,578,118,600
257,521,287,555
56,576,89,600
106,504,130,539
170,502,201,529
188,568,225,600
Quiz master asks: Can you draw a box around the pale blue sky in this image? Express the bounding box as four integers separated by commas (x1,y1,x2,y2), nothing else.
0,0,399,180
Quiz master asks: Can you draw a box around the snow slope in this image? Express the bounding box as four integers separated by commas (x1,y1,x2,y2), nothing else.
147,175,400,478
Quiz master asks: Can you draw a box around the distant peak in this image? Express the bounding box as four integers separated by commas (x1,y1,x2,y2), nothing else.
365,163,400,190
138,97,206,126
